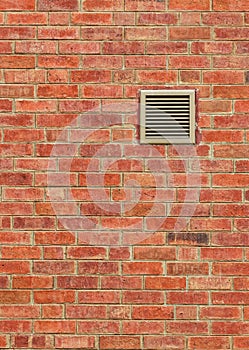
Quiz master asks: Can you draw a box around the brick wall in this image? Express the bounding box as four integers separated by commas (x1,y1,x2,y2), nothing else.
0,0,249,349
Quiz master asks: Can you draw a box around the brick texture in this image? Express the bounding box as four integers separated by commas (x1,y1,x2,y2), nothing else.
0,0,248,349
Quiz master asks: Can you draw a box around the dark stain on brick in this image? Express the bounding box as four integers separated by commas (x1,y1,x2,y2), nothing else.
168,232,209,246
246,71,249,84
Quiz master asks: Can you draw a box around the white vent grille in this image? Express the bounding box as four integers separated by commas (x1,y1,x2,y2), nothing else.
140,90,196,144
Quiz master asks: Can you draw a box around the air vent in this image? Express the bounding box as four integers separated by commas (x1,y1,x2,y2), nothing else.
140,89,196,144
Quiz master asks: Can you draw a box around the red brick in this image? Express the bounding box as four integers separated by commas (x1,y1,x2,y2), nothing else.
78,291,119,304
0,55,35,68
192,42,233,54
138,13,177,25
202,130,243,143
136,70,177,83
214,322,249,335
83,0,123,11
0,27,35,39
125,56,166,69
147,42,188,54
47,69,69,83
0,320,31,333
214,85,249,99
42,305,63,318
5,69,46,83
59,42,99,54
34,321,76,334
123,321,164,334
213,263,249,276
203,71,244,84
123,262,163,275
212,232,249,246
101,276,142,289
0,85,34,98
38,84,78,98
38,27,79,39
236,42,249,54
0,291,30,304
203,13,243,25
235,219,249,232
4,128,44,142
16,100,57,112
214,56,249,69
73,72,111,86
201,247,242,260
13,276,53,289
43,246,64,259
34,291,75,304
114,12,135,25
200,306,241,320
72,13,112,25
123,291,164,304
167,263,209,275
66,305,107,319
189,277,232,290
188,336,230,349
67,247,106,259
234,337,249,349
167,321,208,334
0,231,30,244
103,42,144,55
7,13,47,24
213,292,249,305
0,336,6,348
2,246,41,259
0,172,32,186
169,0,210,10
169,27,210,40
38,55,79,68
235,101,249,113
0,100,12,111
0,305,39,318
82,84,123,98
167,292,209,304
109,306,130,319
38,0,79,11
176,306,197,320
213,0,248,11
49,12,70,25
213,175,249,187
178,247,198,260
168,232,209,246
82,27,122,40
34,261,74,274
55,336,95,349
134,247,176,260
125,27,165,41
35,231,75,245
214,145,249,158
100,336,140,349
180,70,200,83
180,12,201,25
57,276,98,289
125,0,164,11
169,56,210,68
0,0,35,10
216,205,249,218
79,261,118,274
143,336,185,349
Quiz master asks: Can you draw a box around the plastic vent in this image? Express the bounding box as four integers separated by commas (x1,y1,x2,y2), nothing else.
140,89,196,144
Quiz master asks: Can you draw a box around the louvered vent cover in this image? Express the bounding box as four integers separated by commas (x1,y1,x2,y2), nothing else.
140,90,196,144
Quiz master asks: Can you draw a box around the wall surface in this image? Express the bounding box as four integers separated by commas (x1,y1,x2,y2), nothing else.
0,0,249,349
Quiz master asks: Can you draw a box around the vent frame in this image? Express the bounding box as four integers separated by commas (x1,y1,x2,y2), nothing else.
140,89,196,144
